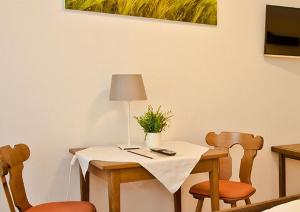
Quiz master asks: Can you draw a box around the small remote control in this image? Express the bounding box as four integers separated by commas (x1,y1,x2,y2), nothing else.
150,148,176,156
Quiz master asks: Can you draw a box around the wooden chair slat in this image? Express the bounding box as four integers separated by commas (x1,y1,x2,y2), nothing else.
1,160,16,212
239,149,257,184
0,144,32,212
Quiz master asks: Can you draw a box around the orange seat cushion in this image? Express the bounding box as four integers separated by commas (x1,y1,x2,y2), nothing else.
190,180,256,200
25,201,96,212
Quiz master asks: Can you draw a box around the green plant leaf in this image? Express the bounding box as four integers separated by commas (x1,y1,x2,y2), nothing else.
134,105,172,133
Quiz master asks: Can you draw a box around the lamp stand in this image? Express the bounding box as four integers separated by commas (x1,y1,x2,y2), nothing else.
118,101,141,150
127,101,131,146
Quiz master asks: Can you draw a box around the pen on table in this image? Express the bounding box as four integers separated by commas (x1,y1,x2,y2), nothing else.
127,150,153,159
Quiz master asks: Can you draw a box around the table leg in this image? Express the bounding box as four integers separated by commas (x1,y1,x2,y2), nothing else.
173,187,182,212
108,170,121,212
80,167,90,201
279,153,286,197
209,159,220,211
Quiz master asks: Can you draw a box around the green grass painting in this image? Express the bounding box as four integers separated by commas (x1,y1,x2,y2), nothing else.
65,0,217,25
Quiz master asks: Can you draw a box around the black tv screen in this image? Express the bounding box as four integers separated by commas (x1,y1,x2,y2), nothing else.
265,5,300,57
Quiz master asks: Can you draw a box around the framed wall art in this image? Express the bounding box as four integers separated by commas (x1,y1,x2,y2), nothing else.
65,0,217,25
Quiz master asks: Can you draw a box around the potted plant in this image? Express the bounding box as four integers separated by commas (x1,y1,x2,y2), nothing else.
135,105,172,148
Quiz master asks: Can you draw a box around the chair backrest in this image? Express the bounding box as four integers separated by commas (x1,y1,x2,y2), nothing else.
0,144,32,212
206,132,264,184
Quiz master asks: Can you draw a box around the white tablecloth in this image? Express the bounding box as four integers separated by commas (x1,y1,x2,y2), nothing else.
264,199,300,211
72,141,208,193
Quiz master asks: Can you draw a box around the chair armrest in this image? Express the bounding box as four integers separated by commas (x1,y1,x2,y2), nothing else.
216,194,300,212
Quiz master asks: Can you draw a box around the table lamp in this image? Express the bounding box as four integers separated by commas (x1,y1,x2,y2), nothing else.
110,74,147,150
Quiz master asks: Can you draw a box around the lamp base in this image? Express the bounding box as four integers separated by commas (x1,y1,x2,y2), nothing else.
118,144,141,150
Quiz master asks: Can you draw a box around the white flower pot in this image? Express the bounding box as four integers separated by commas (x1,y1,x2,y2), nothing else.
145,133,161,148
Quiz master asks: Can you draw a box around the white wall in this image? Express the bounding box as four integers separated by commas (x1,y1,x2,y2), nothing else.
1,0,300,211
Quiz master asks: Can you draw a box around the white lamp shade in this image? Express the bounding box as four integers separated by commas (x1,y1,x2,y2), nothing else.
109,74,147,101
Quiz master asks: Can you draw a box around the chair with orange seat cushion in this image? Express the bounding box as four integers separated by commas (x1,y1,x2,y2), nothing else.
0,144,96,212
189,132,264,212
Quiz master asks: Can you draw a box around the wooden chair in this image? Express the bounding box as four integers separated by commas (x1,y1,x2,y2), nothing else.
0,144,96,212
189,132,264,212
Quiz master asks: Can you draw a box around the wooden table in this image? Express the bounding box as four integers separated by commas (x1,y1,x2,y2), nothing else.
69,148,227,212
271,144,300,197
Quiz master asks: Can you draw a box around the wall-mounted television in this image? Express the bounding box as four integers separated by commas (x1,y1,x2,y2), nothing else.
264,5,300,58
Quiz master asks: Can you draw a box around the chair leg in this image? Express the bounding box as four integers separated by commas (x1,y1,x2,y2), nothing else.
230,202,237,208
245,198,251,205
195,198,204,212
